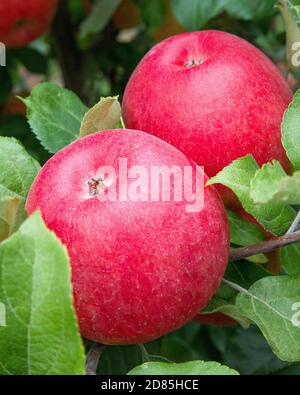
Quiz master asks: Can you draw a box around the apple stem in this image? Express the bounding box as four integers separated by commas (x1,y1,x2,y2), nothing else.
86,343,104,375
184,59,203,68
229,229,300,262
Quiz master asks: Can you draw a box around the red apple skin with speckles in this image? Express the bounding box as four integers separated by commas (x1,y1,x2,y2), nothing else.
26,129,230,345
0,0,58,48
122,31,292,204
193,312,237,327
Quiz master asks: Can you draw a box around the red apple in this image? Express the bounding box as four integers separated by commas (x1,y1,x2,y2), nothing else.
26,129,229,345
193,312,237,327
122,31,292,205
0,0,58,48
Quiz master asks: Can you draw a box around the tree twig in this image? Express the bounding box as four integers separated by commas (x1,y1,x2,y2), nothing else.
229,230,300,262
86,343,104,375
50,0,86,102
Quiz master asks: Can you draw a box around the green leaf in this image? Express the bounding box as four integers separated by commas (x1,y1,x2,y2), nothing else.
0,67,13,104
160,336,195,363
228,209,266,246
97,345,144,375
0,137,40,233
80,96,121,137
23,83,88,153
96,342,175,375
202,294,249,328
171,0,228,30
245,254,268,264
0,212,85,375
228,209,268,264
280,243,300,275
11,47,48,74
127,360,239,375
207,326,236,355
207,155,296,236
225,0,277,21
159,323,219,362
273,363,300,374
0,114,30,140
80,0,122,38
282,89,300,171
0,137,40,201
0,197,21,242
202,261,268,327
237,274,300,362
251,160,300,274
245,159,300,274
226,261,270,287
223,326,293,375
137,0,167,32
251,164,300,205
0,115,51,164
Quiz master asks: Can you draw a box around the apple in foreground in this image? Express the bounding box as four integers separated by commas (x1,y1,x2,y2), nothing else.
122,30,292,206
26,129,230,344
0,0,58,48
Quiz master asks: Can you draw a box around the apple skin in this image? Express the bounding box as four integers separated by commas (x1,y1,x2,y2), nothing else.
26,129,230,345
193,312,237,327
122,31,292,203
0,0,58,48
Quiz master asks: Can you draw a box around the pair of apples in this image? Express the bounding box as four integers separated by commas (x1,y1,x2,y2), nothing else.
0,0,290,346
26,30,292,344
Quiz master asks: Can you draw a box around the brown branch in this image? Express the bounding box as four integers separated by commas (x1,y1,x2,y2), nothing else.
230,230,300,262
81,0,93,15
50,0,86,102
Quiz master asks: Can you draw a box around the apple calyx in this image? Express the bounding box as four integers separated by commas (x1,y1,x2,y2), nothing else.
184,59,203,68
87,177,105,196
16,19,28,28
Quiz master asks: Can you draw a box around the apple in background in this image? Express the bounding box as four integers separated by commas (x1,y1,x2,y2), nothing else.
0,92,27,115
122,30,292,206
0,0,58,48
193,312,237,327
26,129,230,345
112,0,141,31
